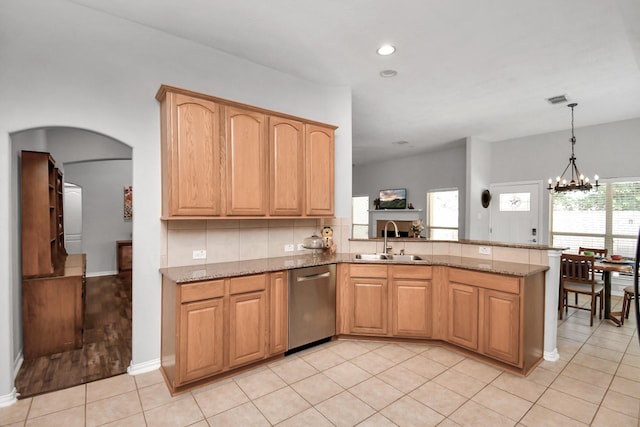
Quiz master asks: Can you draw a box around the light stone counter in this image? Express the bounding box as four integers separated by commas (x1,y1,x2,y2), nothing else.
160,252,548,284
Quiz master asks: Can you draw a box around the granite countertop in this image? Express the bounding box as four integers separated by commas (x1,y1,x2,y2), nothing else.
349,238,565,251
160,252,549,284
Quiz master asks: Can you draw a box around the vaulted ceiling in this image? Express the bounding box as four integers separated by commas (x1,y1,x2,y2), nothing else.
72,0,640,165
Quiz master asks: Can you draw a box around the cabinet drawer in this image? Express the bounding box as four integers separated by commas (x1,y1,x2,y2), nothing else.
229,274,267,295
449,268,520,294
390,265,432,280
349,264,387,278
180,280,225,303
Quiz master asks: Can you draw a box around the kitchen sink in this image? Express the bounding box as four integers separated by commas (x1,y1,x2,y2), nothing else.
354,253,389,260
353,253,422,261
388,254,422,261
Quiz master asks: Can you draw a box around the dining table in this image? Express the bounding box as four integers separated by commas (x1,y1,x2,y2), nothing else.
594,259,634,326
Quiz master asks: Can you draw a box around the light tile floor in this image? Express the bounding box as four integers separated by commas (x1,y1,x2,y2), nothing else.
2,296,639,426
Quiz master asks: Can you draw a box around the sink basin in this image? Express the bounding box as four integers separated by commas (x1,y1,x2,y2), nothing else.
354,253,389,260
388,254,422,261
353,253,422,261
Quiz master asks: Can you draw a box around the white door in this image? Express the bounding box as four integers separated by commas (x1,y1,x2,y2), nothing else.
489,182,541,244
64,183,83,253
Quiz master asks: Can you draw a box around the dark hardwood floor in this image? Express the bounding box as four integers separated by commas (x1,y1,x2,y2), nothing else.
15,272,132,398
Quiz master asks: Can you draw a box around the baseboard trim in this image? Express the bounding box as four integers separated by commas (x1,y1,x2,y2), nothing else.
127,358,161,376
0,388,18,408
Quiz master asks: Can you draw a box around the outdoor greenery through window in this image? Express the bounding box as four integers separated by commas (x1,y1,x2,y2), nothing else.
551,181,640,258
352,195,369,239
427,189,459,240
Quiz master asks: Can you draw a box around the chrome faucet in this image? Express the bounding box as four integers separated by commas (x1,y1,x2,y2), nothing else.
383,221,399,254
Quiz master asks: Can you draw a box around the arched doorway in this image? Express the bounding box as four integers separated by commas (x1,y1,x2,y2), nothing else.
11,127,133,397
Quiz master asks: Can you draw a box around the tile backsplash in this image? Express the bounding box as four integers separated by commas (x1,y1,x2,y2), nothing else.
161,217,351,268
161,219,551,268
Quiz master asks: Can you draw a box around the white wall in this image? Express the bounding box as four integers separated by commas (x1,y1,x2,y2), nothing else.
465,137,492,241
0,0,352,400
352,142,467,238
64,160,133,275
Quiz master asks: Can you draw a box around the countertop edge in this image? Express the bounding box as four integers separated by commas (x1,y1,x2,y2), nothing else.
160,253,549,284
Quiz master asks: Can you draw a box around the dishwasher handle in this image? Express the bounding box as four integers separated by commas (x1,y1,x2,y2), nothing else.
296,271,331,282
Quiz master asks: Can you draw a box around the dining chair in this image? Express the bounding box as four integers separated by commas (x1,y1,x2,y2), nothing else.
574,247,608,303
559,253,604,326
621,285,636,325
578,247,608,258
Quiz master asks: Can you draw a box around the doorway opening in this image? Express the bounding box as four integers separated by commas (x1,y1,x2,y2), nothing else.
11,127,133,397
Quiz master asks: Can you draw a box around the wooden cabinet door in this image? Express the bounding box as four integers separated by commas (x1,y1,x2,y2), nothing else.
22,275,83,358
447,283,478,350
480,289,520,365
178,298,224,384
269,116,304,216
392,279,432,338
305,124,334,216
349,277,388,335
228,291,267,368
269,271,288,355
167,93,222,216
226,107,267,215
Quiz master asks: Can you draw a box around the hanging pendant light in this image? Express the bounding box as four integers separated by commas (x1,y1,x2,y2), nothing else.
548,103,599,192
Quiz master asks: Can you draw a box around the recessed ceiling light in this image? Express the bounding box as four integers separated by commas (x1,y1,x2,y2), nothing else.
379,69,398,78
392,140,409,145
377,44,396,56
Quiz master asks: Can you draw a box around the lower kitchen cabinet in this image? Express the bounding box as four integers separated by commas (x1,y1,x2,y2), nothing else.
391,265,432,338
162,272,283,393
447,282,479,350
348,264,388,335
480,289,520,365
338,263,544,375
269,271,288,355
179,297,224,383
228,285,267,367
446,267,539,369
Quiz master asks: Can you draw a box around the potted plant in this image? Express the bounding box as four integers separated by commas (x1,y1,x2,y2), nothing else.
410,219,424,238
373,198,380,210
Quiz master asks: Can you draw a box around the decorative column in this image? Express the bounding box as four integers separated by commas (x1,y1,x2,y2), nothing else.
544,249,562,361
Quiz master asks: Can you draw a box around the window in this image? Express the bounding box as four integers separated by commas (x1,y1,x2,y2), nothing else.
499,192,531,212
427,189,459,240
352,195,369,239
551,180,640,258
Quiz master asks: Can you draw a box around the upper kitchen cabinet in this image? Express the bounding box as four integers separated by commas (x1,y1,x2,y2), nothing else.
269,116,304,216
305,124,335,216
158,89,222,217
226,107,268,216
157,85,337,219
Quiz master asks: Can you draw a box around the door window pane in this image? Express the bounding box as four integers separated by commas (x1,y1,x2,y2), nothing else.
499,193,531,212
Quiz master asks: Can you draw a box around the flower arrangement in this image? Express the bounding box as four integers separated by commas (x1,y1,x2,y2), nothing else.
410,219,424,237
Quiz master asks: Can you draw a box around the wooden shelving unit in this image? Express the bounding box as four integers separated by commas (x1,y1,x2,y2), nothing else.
21,150,84,359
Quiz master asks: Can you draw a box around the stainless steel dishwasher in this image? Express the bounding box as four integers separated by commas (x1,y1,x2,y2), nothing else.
288,264,336,351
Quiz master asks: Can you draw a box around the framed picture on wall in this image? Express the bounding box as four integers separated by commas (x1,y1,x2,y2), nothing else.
124,185,132,220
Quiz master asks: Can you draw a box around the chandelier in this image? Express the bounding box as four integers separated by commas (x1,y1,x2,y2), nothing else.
548,103,599,193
